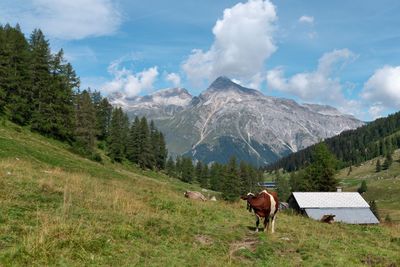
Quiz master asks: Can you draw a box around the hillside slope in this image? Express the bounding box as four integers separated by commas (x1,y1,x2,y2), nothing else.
338,149,400,221
1,121,399,266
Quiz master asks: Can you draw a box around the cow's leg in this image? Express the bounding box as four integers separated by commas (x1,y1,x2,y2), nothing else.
271,214,276,234
264,216,270,232
255,215,260,232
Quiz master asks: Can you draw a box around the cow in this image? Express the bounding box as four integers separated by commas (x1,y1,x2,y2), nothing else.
184,191,207,201
241,190,279,233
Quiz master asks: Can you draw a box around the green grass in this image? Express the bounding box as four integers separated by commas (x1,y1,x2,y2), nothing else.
1,121,400,266
338,149,400,221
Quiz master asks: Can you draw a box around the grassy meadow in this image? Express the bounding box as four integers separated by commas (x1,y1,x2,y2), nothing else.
337,149,400,222
1,121,400,266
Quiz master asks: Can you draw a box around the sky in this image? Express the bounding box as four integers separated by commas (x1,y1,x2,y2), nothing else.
1,0,400,121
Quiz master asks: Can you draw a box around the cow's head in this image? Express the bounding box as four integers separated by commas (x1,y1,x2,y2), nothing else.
241,192,255,212
240,192,255,201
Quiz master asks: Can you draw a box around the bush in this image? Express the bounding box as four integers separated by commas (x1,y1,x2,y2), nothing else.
90,152,103,163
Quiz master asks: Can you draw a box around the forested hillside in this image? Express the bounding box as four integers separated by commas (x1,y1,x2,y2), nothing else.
267,111,400,171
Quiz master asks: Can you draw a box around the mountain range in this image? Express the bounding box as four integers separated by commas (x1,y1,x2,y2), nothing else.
109,77,364,166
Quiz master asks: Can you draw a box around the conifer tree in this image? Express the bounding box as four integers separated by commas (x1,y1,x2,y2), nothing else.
74,90,96,154
156,131,167,170
1,24,32,124
376,159,382,172
137,117,153,169
200,164,209,188
303,143,338,191
29,29,53,135
222,156,240,201
95,98,113,141
357,180,367,194
209,162,222,191
370,200,380,221
180,157,194,183
195,161,203,182
0,25,6,115
175,156,182,177
275,171,291,201
126,116,140,164
238,161,250,194
49,49,77,140
108,107,126,162
121,112,130,155
166,156,175,176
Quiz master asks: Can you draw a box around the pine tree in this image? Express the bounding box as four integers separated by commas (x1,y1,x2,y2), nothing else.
49,49,77,140
166,156,175,177
95,98,112,141
304,143,338,191
121,112,129,155
382,153,392,170
347,165,352,176
369,200,380,221
108,108,126,162
126,116,140,164
175,156,182,178
195,161,203,182
0,25,6,115
29,29,53,135
239,161,256,194
376,159,382,172
74,90,96,154
222,156,240,201
200,164,209,188
180,157,194,183
209,162,225,191
137,117,153,169
1,24,32,124
276,171,291,201
155,131,167,170
357,180,367,194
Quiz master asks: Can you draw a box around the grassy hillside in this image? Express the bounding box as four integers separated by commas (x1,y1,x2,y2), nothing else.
1,121,400,266
338,149,400,222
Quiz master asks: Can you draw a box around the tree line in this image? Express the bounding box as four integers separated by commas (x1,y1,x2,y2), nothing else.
266,111,400,172
166,155,262,201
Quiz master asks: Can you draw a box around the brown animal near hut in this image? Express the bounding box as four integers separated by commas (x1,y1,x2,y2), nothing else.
241,190,279,233
184,191,207,201
320,214,335,224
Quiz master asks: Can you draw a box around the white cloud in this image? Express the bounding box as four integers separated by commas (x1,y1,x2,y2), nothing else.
0,0,122,40
368,104,385,120
182,0,277,87
166,73,181,87
361,66,400,111
101,59,159,97
299,15,314,24
266,49,356,103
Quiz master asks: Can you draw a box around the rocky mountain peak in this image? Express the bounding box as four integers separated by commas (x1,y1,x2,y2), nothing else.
202,76,262,99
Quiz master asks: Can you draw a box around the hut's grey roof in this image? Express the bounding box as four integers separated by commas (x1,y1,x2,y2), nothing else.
292,192,370,208
305,208,379,224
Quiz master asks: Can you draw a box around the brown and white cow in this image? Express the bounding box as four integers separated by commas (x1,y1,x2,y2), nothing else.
241,190,279,233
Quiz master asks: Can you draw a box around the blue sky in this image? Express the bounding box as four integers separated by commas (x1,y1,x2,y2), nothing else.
1,0,400,121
